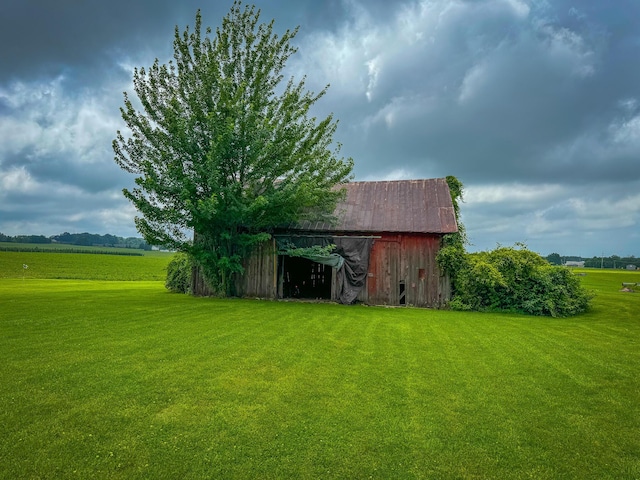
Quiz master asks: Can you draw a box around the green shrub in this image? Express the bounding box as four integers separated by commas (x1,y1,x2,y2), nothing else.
439,244,593,317
165,253,192,293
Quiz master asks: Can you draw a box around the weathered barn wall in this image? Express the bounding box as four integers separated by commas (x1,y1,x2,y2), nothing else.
358,233,449,308
191,238,277,298
237,238,278,298
196,234,450,307
235,234,450,307
191,265,215,296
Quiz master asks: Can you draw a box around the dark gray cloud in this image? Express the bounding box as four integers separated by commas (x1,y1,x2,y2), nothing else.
1,0,639,256
1,1,188,81
0,0,360,83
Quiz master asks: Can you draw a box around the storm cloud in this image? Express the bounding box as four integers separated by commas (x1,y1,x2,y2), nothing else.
1,0,639,256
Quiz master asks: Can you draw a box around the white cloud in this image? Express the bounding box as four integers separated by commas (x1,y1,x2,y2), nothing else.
0,165,94,200
458,63,487,104
365,57,381,102
95,204,138,228
0,166,39,194
362,167,418,182
611,115,640,145
527,194,640,237
0,77,119,163
504,0,530,19
293,3,379,100
465,183,564,204
541,26,596,77
0,117,42,157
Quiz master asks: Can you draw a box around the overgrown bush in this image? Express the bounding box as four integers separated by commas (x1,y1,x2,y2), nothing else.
166,253,192,294
438,244,592,317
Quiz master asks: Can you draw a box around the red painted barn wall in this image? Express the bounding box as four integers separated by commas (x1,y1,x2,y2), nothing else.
360,233,449,307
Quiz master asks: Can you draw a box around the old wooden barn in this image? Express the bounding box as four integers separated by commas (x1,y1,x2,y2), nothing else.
235,178,458,307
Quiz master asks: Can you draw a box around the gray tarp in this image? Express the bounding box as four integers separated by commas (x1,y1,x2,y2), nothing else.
276,235,373,304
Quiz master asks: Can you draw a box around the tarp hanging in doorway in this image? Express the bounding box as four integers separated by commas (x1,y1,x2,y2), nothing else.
275,235,373,304
333,236,373,304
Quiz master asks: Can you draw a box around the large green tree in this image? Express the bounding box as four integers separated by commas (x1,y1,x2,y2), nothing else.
113,2,353,295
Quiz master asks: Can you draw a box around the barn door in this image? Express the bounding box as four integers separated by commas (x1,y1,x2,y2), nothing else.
366,239,400,305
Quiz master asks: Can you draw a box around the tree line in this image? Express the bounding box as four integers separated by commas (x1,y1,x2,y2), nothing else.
546,253,639,269
0,232,151,250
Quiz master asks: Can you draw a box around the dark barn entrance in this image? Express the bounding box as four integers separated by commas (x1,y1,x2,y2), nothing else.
279,255,332,299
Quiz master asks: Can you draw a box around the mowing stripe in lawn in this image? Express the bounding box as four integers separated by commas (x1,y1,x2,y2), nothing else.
0,272,638,479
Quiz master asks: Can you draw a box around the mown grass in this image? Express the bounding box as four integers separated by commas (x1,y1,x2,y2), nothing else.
0,259,638,479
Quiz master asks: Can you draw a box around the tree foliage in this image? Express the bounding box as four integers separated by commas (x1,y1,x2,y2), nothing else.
546,252,562,265
113,2,353,296
443,175,467,248
437,175,468,295
165,253,192,294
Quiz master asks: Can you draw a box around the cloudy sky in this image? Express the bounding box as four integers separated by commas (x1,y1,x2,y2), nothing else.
1,0,639,257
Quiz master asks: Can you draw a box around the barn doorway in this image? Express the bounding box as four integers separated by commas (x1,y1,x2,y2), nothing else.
279,255,332,300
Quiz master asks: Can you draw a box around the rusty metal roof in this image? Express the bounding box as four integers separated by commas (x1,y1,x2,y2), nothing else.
293,178,458,234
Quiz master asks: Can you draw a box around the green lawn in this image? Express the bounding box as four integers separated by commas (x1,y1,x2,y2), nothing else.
0,258,638,478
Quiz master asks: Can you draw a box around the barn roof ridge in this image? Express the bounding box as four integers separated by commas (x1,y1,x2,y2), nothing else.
342,177,445,184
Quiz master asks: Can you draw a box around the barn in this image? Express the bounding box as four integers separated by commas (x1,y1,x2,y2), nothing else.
236,178,458,307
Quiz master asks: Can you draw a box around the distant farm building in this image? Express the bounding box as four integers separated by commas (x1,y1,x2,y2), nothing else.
197,178,458,307
564,261,585,268
627,264,638,271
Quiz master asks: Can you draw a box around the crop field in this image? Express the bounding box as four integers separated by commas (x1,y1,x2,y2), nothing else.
0,242,175,255
0,249,172,281
0,251,638,479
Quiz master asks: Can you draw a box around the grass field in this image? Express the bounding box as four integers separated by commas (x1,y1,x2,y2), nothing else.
0,250,172,281
0,251,638,479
